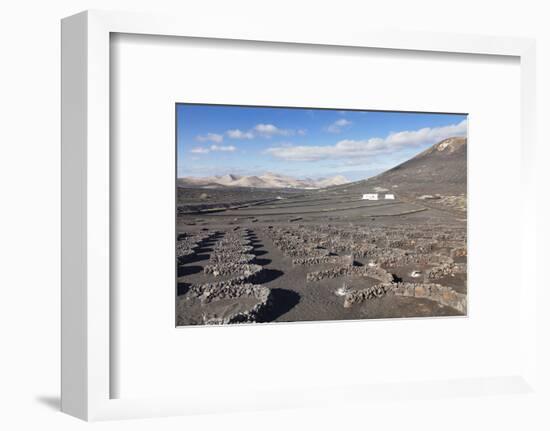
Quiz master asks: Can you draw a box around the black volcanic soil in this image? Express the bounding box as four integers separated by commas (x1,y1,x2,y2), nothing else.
176,199,466,324
176,137,467,325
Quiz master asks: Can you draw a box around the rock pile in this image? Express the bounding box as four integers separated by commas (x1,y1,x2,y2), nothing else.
292,254,353,266
205,228,262,278
342,281,467,314
204,263,263,281
176,231,217,262
343,283,394,308
392,282,467,313
178,227,274,325
264,227,331,259
182,281,272,324
307,265,393,283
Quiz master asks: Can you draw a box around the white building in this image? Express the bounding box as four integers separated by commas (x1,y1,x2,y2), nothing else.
363,193,396,200
362,193,379,200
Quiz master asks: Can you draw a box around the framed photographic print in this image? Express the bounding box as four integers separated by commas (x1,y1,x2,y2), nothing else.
61,10,541,422
175,103,468,326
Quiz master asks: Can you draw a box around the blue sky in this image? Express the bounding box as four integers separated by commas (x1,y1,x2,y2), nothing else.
177,104,467,181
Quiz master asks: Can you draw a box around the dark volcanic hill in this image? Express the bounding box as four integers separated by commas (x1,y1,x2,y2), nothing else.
337,137,467,197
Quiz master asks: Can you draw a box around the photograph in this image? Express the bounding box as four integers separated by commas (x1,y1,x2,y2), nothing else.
176,104,468,326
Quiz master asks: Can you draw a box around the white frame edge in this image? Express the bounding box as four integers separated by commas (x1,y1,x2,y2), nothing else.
61,9,538,421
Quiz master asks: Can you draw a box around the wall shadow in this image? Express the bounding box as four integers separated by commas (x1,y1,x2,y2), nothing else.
259,288,300,322
181,253,209,264
177,265,202,277
177,282,191,296
258,268,284,283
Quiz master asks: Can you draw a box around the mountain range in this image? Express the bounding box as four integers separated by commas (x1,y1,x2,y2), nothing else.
178,137,466,192
177,172,349,190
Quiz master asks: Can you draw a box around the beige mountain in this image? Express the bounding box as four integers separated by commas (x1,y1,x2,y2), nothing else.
178,172,349,189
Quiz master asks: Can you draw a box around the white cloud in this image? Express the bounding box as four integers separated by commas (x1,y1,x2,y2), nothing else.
326,118,352,133
224,124,301,139
226,129,254,139
191,144,237,154
196,133,224,143
210,144,236,152
253,123,293,137
266,120,467,162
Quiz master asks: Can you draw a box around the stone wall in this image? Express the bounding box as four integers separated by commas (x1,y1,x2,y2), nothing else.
342,281,467,314
307,265,394,283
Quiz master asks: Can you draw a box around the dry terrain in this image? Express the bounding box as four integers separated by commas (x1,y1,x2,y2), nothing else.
176,137,467,325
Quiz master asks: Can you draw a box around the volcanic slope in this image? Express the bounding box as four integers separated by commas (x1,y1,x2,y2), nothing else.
324,137,467,214
331,137,467,196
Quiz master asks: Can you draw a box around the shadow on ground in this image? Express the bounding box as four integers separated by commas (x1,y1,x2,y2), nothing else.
177,282,191,296
258,268,284,283
259,288,300,322
36,396,60,411
177,265,202,277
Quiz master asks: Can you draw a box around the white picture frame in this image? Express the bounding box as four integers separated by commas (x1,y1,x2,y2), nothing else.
61,9,539,421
